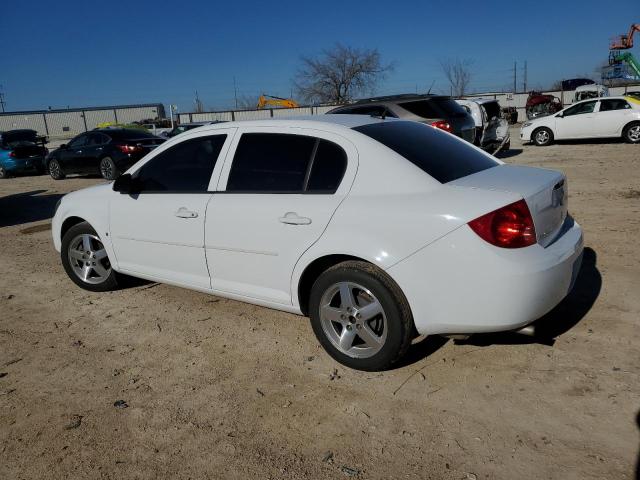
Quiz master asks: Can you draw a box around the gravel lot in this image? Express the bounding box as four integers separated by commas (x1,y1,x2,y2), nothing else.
1,128,639,479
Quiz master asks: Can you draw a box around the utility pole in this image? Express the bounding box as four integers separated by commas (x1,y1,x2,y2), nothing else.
523,61,528,92
513,61,517,93
0,85,6,112
233,77,238,109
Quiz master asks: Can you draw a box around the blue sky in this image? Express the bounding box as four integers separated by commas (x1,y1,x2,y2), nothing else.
1,0,638,112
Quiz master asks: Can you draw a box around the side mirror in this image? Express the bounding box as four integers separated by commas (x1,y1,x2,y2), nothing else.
59,144,68,149
113,173,133,193
556,113,563,118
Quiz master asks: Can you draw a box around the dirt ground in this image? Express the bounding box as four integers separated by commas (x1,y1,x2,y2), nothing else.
1,128,639,480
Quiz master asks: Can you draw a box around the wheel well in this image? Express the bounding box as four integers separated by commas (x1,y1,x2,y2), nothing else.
623,120,640,131
60,216,86,241
297,254,369,315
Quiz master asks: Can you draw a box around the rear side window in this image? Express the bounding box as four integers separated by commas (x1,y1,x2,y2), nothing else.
109,129,157,140
399,98,468,119
227,133,347,193
599,99,631,111
134,135,226,192
353,121,497,183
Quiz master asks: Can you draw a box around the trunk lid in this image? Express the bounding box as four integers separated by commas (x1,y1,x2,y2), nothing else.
449,164,568,247
10,142,47,159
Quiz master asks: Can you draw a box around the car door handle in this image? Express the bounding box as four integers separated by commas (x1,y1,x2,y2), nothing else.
175,207,198,218
279,212,312,225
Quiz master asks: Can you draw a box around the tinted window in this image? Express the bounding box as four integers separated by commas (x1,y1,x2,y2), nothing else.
306,140,347,193
353,121,497,183
87,133,108,146
599,99,631,111
332,105,397,118
68,135,89,148
400,98,468,118
134,135,226,192
107,129,156,140
227,133,316,192
563,101,597,116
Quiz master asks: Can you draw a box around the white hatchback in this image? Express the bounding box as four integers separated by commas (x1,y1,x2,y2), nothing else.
53,116,583,371
521,96,640,146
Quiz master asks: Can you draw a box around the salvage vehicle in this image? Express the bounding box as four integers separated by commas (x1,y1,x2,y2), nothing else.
521,96,640,146
0,129,48,178
573,84,609,102
456,98,510,153
53,116,583,371
46,128,165,180
327,94,476,143
525,92,563,120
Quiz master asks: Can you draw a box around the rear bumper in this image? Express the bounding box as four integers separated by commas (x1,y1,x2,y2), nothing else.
2,156,45,172
387,217,584,335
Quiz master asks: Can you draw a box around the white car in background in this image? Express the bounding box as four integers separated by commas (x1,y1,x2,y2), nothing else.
521,96,640,146
52,116,583,371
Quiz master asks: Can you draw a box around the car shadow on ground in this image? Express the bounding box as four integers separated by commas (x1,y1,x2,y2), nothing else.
462,247,601,347
496,148,523,159
0,189,64,228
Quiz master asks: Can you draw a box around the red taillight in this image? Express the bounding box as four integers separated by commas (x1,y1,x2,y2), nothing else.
430,120,452,133
9,151,15,158
468,199,536,248
116,144,142,154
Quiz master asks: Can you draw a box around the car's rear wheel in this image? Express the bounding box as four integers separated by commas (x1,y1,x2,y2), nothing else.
0,166,8,179
48,159,65,180
309,261,413,371
61,222,119,292
623,122,640,144
99,157,118,180
532,127,554,146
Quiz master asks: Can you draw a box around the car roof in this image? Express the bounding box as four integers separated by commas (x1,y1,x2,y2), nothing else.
352,94,446,104
457,98,499,105
191,114,396,133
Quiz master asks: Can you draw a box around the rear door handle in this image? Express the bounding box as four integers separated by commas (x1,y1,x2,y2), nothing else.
279,212,312,225
175,207,198,218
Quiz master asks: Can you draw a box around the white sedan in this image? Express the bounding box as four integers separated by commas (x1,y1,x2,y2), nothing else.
521,96,640,146
53,116,583,371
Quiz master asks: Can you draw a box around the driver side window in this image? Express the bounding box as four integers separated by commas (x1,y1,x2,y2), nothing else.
133,135,226,193
68,135,88,148
563,101,597,117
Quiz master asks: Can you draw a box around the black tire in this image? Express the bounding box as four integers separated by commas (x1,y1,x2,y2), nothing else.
532,127,554,146
99,157,118,180
0,166,8,179
61,221,120,292
309,260,414,371
48,158,65,180
622,122,640,144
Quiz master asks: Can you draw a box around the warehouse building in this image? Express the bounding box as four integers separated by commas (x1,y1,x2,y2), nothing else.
0,103,165,138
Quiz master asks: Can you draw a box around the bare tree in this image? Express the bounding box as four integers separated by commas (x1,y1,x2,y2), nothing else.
440,58,473,97
236,94,259,110
294,44,393,104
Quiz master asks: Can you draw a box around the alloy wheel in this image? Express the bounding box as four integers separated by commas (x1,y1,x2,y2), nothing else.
100,158,113,179
319,281,387,359
535,130,550,144
67,234,111,285
49,160,61,177
628,125,640,142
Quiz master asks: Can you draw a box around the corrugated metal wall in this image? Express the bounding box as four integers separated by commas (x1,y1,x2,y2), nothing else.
0,104,164,138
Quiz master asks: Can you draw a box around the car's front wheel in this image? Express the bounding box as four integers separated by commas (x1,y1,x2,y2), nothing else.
532,127,554,146
99,157,118,180
48,158,65,180
61,222,119,292
623,122,640,144
309,261,413,371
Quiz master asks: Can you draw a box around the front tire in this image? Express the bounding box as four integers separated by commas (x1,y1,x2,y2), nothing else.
61,222,119,292
48,158,66,179
622,122,640,144
99,157,118,180
532,127,554,146
309,261,413,371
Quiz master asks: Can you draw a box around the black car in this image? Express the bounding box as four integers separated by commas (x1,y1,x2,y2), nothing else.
46,128,165,180
327,94,476,143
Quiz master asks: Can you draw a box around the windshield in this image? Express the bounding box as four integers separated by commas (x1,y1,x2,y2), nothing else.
1,130,38,145
399,98,468,118
354,121,497,183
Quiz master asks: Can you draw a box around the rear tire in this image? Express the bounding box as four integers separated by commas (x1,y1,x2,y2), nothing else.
61,222,120,292
99,157,118,180
48,158,65,180
0,166,9,179
532,127,554,146
622,122,640,144
309,261,414,371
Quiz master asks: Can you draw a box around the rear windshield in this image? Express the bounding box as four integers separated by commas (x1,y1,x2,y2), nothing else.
1,130,38,144
399,98,468,119
353,121,497,183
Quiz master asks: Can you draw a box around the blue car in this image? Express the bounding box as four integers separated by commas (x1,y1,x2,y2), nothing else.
0,129,49,178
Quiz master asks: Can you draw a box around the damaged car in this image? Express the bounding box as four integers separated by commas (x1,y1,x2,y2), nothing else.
0,129,49,178
456,98,510,153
